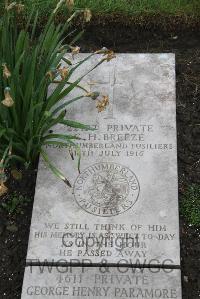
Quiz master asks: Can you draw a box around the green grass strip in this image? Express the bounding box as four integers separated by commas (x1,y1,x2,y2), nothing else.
1,0,200,16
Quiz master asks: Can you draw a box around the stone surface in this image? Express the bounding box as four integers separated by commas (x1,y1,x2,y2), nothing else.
21,266,182,298
26,54,180,266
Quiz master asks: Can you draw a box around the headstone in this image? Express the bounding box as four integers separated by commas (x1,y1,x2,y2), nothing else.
21,54,182,298
21,266,182,298
26,54,180,266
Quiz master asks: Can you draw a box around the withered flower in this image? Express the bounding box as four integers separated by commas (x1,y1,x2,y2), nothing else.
0,161,7,196
46,71,53,81
58,66,69,80
16,3,25,13
96,95,109,112
0,161,4,178
95,47,108,54
66,0,74,11
0,183,8,196
103,50,116,62
1,87,14,107
6,2,17,11
2,63,11,79
95,48,116,62
70,46,80,57
86,91,100,100
46,68,57,81
84,9,92,22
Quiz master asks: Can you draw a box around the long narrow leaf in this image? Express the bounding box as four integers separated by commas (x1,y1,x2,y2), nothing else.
60,119,96,131
51,95,85,116
41,149,72,187
42,133,82,141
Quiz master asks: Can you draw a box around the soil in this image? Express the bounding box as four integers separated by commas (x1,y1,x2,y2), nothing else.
0,17,200,299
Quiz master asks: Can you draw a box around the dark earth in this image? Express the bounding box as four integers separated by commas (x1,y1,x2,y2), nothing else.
0,16,200,299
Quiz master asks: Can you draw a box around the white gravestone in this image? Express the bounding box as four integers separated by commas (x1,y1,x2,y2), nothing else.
26,54,180,267
21,266,182,298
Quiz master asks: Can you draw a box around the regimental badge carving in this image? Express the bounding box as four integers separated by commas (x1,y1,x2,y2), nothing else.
73,162,140,217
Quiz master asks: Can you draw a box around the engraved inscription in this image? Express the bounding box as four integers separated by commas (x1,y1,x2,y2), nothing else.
74,162,140,217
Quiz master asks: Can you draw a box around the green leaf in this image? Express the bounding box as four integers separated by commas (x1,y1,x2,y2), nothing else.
31,11,39,41
46,77,81,111
70,30,84,46
4,154,26,166
59,119,96,131
42,133,82,142
61,57,72,65
51,95,85,116
39,110,66,135
76,145,81,174
40,149,72,187
0,3,104,174
0,129,6,138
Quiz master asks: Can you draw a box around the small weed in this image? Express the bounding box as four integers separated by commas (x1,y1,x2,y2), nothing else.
180,184,200,227
1,192,31,214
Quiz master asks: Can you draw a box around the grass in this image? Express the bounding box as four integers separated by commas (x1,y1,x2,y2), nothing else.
76,0,200,15
180,184,200,227
1,0,200,16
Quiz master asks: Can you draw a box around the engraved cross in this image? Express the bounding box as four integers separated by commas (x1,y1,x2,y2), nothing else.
86,60,124,119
